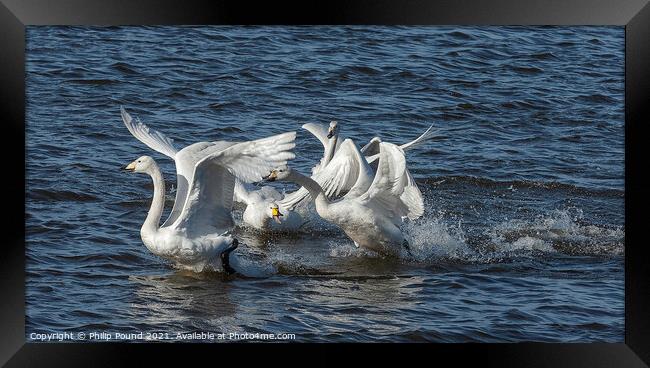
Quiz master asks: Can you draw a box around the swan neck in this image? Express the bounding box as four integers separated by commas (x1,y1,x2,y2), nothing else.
287,170,329,210
323,134,338,167
143,163,165,234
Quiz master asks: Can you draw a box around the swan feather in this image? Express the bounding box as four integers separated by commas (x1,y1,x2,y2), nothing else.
120,106,178,158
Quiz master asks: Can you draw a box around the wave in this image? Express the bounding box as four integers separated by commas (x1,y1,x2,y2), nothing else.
509,66,544,74
110,62,138,75
577,94,616,103
419,176,624,198
446,31,475,40
67,78,120,85
29,188,99,202
529,52,557,60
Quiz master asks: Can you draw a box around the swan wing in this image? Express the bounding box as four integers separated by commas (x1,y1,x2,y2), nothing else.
335,139,375,198
233,179,252,205
161,157,193,227
302,122,330,150
172,132,296,234
172,163,237,235
360,138,381,156
200,131,296,183
316,139,369,197
278,186,311,210
120,106,178,158
162,142,237,228
361,148,425,219
279,139,372,209
399,124,436,152
399,168,425,220
364,124,436,165
358,142,411,223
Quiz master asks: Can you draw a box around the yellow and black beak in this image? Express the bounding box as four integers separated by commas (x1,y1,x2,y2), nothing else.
122,161,136,172
272,207,283,223
263,170,278,182
327,128,334,139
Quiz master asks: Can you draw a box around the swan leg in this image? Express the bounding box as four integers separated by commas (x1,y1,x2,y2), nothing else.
220,239,239,275
402,239,414,258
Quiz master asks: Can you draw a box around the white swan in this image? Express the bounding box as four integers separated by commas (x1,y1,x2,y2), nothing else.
280,123,435,219
266,142,421,257
233,180,304,231
232,120,341,231
120,107,296,273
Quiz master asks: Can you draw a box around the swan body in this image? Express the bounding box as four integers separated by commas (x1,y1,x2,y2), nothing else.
121,107,296,273
233,120,340,230
267,142,421,257
234,180,304,231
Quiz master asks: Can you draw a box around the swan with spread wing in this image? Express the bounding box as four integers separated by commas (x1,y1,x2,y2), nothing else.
265,142,419,257
230,120,433,232
120,107,296,274
279,122,435,220
231,121,342,232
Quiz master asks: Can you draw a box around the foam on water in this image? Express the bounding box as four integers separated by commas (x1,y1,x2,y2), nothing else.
487,208,624,256
403,215,474,262
399,208,623,264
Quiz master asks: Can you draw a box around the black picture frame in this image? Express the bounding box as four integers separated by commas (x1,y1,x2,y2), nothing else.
2,0,648,366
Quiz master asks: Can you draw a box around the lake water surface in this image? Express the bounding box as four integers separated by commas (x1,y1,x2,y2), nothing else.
26,26,624,342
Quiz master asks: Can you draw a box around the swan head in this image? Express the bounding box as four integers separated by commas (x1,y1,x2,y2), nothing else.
123,155,155,173
263,166,291,182
269,203,284,224
327,121,339,139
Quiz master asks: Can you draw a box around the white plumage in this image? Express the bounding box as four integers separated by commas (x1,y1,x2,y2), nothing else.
280,122,435,221
267,142,422,257
121,107,295,274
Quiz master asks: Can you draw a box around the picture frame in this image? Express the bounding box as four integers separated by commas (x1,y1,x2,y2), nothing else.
2,0,648,365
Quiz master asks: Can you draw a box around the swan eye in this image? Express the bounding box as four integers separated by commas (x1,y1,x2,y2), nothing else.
137,160,141,163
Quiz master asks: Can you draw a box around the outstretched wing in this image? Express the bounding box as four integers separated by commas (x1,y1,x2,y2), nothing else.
233,179,252,205
162,141,237,228
202,132,296,183
399,124,436,151
171,132,296,235
358,142,411,225
302,122,343,175
360,137,381,156
365,124,436,165
120,106,178,158
171,163,237,236
280,139,373,209
302,123,330,150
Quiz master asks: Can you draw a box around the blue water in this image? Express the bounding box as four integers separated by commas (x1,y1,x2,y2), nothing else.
25,26,624,342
